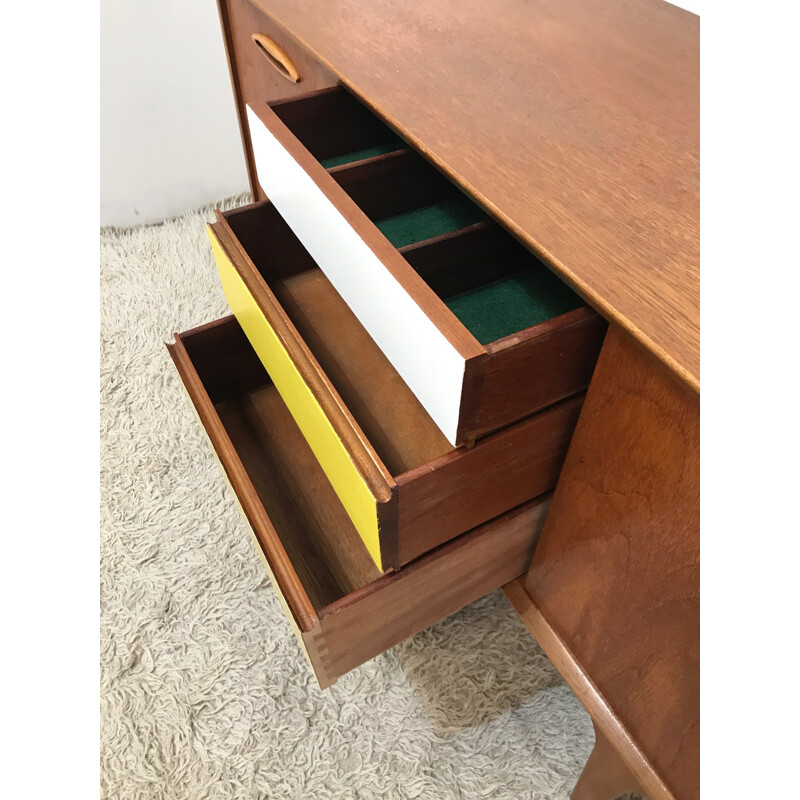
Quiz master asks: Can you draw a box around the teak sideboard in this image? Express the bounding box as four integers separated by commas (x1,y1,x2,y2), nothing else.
168,1,699,799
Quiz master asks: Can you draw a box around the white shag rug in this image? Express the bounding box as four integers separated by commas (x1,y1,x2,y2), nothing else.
100,196,596,800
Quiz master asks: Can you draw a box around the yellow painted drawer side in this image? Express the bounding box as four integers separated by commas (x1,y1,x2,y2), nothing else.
207,225,383,570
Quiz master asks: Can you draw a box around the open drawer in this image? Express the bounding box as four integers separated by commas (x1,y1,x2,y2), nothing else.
207,203,582,571
245,86,607,445
167,316,551,688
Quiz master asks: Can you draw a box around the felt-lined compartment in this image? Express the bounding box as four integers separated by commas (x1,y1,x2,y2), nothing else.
330,154,584,344
403,226,584,344
271,87,405,168
270,87,585,344
375,196,488,249
319,139,404,169
348,160,582,342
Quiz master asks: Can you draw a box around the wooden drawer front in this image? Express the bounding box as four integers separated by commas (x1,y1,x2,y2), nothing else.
208,203,582,571
246,86,607,446
167,316,551,688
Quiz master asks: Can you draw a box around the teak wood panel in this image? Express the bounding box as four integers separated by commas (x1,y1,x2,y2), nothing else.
503,579,671,800
394,397,581,566
398,222,516,299
167,316,551,688
571,725,647,800
524,326,700,800
167,317,320,633
248,0,699,390
217,0,337,201
270,267,452,476
207,213,580,570
313,498,550,686
473,310,606,439
329,150,455,223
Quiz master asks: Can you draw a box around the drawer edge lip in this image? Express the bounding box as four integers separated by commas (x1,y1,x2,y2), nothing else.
166,325,319,634
208,213,395,502
484,305,604,354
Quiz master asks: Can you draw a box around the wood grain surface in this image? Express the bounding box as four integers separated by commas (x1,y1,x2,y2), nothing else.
571,724,646,800
315,497,550,683
270,267,453,476
218,385,382,610
472,308,607,439
329,150,456,222
395,394,583,565
524,326,700,800
503,579,676,800
167,319,319,632
250,0,699,390
270,86,399,162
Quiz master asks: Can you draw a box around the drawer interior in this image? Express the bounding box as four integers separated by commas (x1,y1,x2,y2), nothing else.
269,87,586,345
180,317,381,612
224,202,454,477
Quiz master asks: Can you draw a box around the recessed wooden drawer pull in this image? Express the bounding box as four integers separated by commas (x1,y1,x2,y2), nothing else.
251,34,300,83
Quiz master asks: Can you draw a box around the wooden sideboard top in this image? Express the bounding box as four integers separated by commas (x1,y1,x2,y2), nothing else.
251,0,699,391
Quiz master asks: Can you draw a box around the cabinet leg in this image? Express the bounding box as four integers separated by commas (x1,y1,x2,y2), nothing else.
571,725,647,800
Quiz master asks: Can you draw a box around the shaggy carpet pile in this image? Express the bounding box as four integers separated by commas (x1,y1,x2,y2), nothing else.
100,196,596,800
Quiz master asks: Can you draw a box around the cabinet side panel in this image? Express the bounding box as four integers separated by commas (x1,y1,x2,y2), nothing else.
525,326,699,800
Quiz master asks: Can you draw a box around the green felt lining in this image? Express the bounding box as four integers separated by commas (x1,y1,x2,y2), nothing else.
318,145,581,342
375,196,488,248
444,266,584,345
319,138,405,169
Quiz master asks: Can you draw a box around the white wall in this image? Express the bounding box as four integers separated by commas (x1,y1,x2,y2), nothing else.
101,0,249,227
